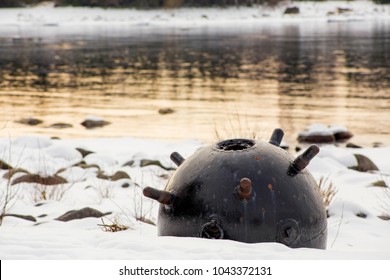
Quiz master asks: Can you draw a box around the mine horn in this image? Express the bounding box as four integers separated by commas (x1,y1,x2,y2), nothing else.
288,145,320,176
170,152,185,167
142,187,175,205
269,128,284,147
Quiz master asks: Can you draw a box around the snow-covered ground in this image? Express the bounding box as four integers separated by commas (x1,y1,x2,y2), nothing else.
0,0,389,36
0,132,389,260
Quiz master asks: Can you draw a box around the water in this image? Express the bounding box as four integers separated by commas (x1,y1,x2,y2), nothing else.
1,20,390,147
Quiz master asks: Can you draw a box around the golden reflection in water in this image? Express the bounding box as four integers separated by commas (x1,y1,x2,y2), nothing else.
1,32,390,147
1,62,389,148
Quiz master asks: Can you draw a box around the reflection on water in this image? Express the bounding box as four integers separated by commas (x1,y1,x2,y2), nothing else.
0,21,390,146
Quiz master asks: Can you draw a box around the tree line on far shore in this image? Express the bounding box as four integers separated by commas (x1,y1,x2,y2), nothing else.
0,0,389,8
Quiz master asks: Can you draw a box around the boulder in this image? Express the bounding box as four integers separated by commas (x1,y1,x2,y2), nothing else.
55,207,110,222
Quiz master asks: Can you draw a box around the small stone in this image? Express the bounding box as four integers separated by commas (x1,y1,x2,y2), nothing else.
283,7,300,15
378,215,390,221
122,160,135,167
11,174,67,185
140,159,176,171
356,212,367,219
297,134,335,143
16,117,43,126
55,207,110,222
49,123,73,129
3,168,29,179
158,108,175,115
74,162,100,170
0,160,13,170
4,214,36,222
346,143,362,149
81,118,110,129
121,182,130,188
110,171,131,181
334,131,353,142
97,171,131,181
371,180,388,188
75,148,94,158
349,154,379,172
337,7,353,14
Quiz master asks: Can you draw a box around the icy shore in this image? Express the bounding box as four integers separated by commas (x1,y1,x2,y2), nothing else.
0,135,389,259
0,1,389,34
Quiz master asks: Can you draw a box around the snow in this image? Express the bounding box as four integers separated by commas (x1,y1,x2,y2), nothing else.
0,135,389,260
0,1,389,37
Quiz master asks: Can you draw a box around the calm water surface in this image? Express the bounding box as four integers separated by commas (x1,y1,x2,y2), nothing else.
1,20,390,147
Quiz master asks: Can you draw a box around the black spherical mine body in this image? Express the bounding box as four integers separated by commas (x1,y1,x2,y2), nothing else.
143,129,327,249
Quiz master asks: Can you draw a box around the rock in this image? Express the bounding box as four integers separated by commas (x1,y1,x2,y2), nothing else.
75,162,100,170
337,7,353,14
356,212,367,218
97,170,131,181
15,117,43,126
0,160,13,170
297,134,335,143
371,180,388,188
11,174,68,185
49,123,73,129
333,131,353,142
3,168,29,179
75,148,94,158
378,215,390,221
298,124,353,143
4,214,37,222
158,108,175,115
283,7,300,15
349,154,379,172
110,171,131,181
140,159,176,171
55,207,110,222
81,117,110,129
346,142,362,149
121,182,130,188
122,160,135,167
372,142,383,148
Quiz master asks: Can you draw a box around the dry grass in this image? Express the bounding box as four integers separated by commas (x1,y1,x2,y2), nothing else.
98,216,129,232
318,176,338,208
31,183,70,203
214,113,266,141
